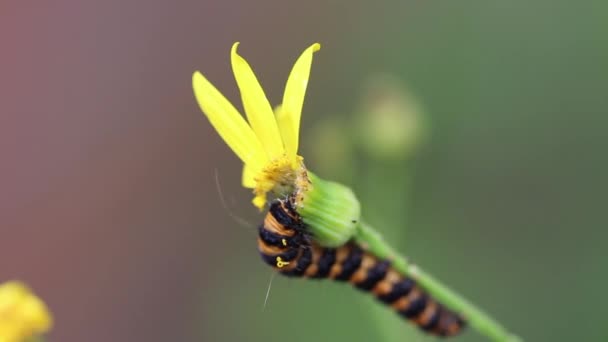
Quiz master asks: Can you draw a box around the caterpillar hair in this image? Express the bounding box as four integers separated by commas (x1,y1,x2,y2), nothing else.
257,198,466,337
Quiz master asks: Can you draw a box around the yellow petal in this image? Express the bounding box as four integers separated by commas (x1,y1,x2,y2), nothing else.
274,105,297,165
241,163,256,188
252,193,266,210
231,43,284,160
281,43,321,157
192,71,267,170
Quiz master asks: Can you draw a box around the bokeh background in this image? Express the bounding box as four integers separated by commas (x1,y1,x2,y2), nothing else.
1,1,607,341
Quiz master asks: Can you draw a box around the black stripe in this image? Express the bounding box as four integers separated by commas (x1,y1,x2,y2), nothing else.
420,305,441,331
399,294,428,319
355,260,390,290
456,316,465,329
259,246,299,267
335,246,364,281
269,201,297,227
281,198,298,216
258,225,285,246
377,278,415,304
258,225,303,247
282,247,313,277
312,248,336,278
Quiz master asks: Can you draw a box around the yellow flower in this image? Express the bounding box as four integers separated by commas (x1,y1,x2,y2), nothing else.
192,42,320,209
0,281,52,342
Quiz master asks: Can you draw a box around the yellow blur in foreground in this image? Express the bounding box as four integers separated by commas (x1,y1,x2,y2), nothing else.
0,281,52,342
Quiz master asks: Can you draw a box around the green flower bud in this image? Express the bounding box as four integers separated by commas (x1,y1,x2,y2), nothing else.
354,75,427,160
294,172,360,247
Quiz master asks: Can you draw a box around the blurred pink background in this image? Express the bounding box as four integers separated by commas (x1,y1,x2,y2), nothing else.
0,1,353,340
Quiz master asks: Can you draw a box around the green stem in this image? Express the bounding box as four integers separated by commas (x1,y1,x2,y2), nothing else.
356,160,411,341
298,172,520,341
355,221,522,342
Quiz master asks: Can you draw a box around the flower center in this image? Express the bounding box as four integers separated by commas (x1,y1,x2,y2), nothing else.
252,154,308,209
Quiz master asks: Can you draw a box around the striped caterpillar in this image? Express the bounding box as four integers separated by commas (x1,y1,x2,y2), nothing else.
258,197,466,337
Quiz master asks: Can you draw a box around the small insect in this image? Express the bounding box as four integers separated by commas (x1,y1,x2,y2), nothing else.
257,197,466,337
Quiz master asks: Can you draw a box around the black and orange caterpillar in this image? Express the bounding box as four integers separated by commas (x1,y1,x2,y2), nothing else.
258,197,465,337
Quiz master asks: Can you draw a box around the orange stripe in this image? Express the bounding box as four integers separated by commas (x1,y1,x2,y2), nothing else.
263,214,296,237
257,237,287,255
391,288,422,311
304,245,323,277
372,269,401,296
415,301,437,326
328,245,350,278
349,254,376,284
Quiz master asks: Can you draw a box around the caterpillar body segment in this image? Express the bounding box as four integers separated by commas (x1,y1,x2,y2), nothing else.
257,198,465,337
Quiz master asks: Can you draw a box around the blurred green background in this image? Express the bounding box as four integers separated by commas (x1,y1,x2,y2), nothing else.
1,1,606,341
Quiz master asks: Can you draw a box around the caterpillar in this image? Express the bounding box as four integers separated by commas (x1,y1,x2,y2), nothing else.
257,197,466,337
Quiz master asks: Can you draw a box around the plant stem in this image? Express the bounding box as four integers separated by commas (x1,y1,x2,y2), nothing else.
355,221,522,342
355,161,412,341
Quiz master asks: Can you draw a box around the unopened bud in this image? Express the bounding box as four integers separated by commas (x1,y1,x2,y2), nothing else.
355,75,427,160
294,172,360,247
